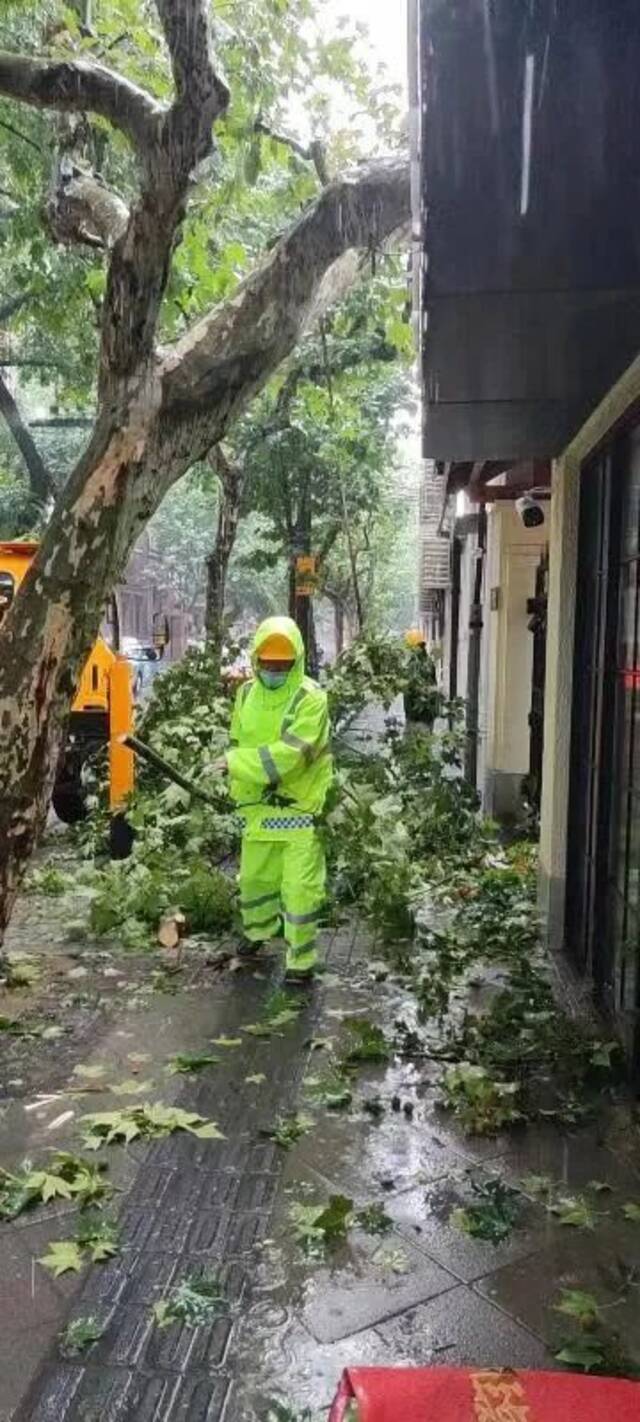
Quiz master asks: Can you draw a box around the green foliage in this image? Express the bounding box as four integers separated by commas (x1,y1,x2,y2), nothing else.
341,1018,390,1066
263,1113,313,1149
305,1073,352,1110
451,1178,522,1243
24,864,72,896
550,1195,598,1231
290,1193,354,1255
265,1405,314,1422
86,857,235,946
355,1203,392,1236
80,1103,224,1149
39,1240,85,1277
440,1064,523,1136
554,1290,602,1328
0,0,402,411
153,1273,228,1329
243,989,301,1037
325,633,410,731
0,1152,110,1219
167,1052,220,1075
60,1316,105,1357
289,1192,392,1254
234,273,412,641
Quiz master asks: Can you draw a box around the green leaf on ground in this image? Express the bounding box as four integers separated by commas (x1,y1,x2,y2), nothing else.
80,1103,224,1148
589,1041,619,1069
167,1053,220,1075
59,1316,104,1357
588,1181,613,1194
622,1202,640,1222
551,1195,597,1230
6,956,41,988
441,1064,522,1135
306,1074,352,1110
244,991,301,1037
245,1073,267,1085
265,1404,314,1422
212,1037,242,1048
153,1273,227,1328
39,1240,84,1277
0,1154,110,1219
73,1065,106,1081
520,1174,554,1199
290,1194,354,1254
355,1203,392,1235
263,1113,313,1149
553,1290,601,1328
373,1245,410,1274
451,1177,522,1244
554,1336,607,1372
341,1018,390,1066
76,1213,120,1263
109,1079,154,1095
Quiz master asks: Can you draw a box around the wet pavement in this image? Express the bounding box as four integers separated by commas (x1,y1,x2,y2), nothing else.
2,896,640,1419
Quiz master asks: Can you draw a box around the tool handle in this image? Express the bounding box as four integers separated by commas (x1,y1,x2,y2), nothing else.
118,733,220,808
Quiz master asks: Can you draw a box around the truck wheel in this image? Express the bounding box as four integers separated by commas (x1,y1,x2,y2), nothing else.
109,812,135,860
51,781,88,824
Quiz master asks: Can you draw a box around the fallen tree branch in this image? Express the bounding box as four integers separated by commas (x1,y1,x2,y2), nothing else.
0,372,55,504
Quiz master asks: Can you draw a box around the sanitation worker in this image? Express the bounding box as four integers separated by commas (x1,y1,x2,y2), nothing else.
403,628,441,728
216,615,333,982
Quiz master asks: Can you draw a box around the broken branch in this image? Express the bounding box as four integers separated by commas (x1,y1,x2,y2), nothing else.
0,372,55,504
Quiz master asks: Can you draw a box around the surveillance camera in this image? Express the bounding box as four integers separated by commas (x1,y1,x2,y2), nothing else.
515,494,545,529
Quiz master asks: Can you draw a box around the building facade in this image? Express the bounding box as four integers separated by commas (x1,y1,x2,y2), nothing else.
411,0,640,1065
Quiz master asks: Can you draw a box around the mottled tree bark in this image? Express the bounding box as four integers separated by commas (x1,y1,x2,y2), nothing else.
0,9,410,940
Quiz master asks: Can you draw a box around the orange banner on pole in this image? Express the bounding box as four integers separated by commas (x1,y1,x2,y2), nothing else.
295,554,318,596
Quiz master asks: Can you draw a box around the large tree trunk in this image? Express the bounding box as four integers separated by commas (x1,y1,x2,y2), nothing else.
205,448,244,666
0,23,409,943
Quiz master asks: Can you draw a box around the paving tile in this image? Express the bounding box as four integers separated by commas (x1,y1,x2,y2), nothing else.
168,1374,233,1420
475,1223,640,1358
376,1286,551,1369
17,1365,82,1422
302,1228,457,1342
383,1166,552,1282
295,1102,473,1197
496,1122,640,1194
0,1224,67,1325
230,1313,392,1420
0,1320,60,1422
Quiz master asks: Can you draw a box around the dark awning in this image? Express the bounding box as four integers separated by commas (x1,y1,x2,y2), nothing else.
417,0,640,461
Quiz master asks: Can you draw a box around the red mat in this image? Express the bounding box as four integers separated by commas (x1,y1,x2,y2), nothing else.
328,1366,640,1420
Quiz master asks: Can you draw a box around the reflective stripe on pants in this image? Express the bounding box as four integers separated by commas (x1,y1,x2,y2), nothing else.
238,829,325,971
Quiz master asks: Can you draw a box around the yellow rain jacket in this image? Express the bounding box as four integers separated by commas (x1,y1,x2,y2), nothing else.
227,616,333,837
227,616,333,976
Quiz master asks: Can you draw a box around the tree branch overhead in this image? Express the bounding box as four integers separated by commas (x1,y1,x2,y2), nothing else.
0,53,163,154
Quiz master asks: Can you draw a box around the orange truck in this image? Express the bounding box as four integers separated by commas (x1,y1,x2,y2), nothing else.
0,541,141,854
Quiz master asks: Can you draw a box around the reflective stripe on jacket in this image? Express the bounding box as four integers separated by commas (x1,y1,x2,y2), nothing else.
227,616,333,836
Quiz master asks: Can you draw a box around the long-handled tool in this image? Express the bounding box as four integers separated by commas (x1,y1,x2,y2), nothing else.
117,733,221,808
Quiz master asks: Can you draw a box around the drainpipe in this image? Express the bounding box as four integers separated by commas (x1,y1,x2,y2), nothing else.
464,507,486,788
449,534,461,701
